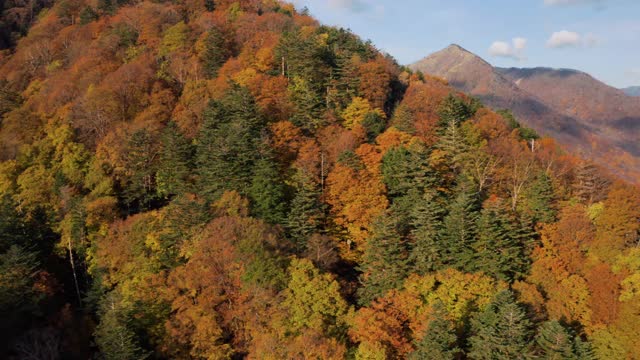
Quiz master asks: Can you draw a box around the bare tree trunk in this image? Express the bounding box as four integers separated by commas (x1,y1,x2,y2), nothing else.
67,237,82,306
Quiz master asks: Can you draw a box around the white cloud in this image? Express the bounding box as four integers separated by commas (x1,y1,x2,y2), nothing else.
488,38,527,60
547,30,582,48
546,30,602,48
513,37,527,51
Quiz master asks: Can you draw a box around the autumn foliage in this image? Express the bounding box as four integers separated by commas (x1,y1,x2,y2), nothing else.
0,1,638,359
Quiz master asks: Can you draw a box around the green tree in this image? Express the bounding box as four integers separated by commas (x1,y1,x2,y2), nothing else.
409,191,446,274
357,213,409,305
201,26,232,79
522,172,556,224
0,194,35,252
0,245,40,318
381,144,437,200
437,93,478,128
380,145,434,238
276,29,327,85
285,171,323,252
328,52,360,111
381,147,414,198
535,321,577,360
196,84,264,199
435,119,470,175
288,76,325,132
249,157,287,225
497,109,539,141
410,304,460,360
474,200,527,282
156,122,192,199
0,245,50,352
204,0,215,12
390,103,414,134
94,294,147,360
440,180,479,271
123,129,159,212
361,111,386,142
468,290,535,360
79,6,99,25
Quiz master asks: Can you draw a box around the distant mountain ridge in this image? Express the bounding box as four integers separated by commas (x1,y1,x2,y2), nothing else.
410,44,640,182
623,86,640,96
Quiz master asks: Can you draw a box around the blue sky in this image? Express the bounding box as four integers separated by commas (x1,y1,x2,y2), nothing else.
291,0,640,88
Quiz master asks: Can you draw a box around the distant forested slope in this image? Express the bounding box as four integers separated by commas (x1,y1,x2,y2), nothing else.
0,1,639,359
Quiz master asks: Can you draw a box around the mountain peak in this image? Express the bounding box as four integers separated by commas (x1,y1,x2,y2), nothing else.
409,44,492,78
409,46,640,182
444,43,468,52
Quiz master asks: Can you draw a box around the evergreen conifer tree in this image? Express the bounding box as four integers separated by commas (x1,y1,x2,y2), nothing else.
123,129,158,211
535,320,577,360
437,94,477,128
196,84,264,199
410,304,460,360
329,52,360,111
523,172,556,224
468,290,535,360
410,191,446,274
288,76,325,132
249,157,287,225
357,213,409,305
156,121,192,199
94,297,147,360
474,200,527,282
202,27,232,79
285,172,323,252
440,180,479,271
435,119,471,175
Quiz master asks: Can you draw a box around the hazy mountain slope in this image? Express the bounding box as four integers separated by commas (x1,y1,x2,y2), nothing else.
410,44,640,182
498,67,640,126
623,86,640,96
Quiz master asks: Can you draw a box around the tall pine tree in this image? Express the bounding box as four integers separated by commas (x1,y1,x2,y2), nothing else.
196,84,264,200
201,26,233,79
468,290,535,360
249,157,287,225
122,129,159,212
410,304,460,360
440,180,479,271
535,320,595,360
357,213,409,305
522,172,556,224
409,191,446,274
285,171,323,252
156,121,193,199
474,199,527,282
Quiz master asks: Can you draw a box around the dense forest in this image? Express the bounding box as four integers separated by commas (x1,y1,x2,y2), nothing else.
0,0,639,359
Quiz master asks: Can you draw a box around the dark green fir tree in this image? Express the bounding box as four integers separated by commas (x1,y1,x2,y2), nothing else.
196,84,264,200
409,191,446,274
440,180,479,271
474,199,527,282
156,121,193,199
285,171,323,252
249,157,287,225
409,304,460,360
468,290,535,360
357,213,409,306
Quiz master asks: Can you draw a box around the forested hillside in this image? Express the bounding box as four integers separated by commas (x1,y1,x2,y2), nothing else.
0,1,639,359
411,45,640,183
